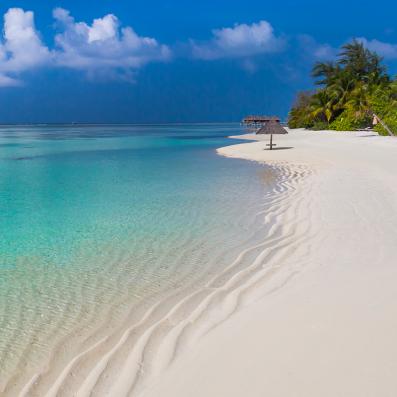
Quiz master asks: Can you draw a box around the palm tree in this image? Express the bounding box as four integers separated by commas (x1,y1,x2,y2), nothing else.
346,82,394,135
310,90,335,125
288,91,313,128
288,39,396,134
328,72,355,112
339,39,389,86
345,82,371,119
312,61,340,86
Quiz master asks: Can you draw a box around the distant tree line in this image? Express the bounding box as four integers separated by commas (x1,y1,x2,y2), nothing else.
288,40,397,135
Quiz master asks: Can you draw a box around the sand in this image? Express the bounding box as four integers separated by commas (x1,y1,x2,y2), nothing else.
141,129,397,397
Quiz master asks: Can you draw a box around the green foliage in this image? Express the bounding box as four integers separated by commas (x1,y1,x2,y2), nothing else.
374,115,397,136
288,39,396,135
329,110,369,131
288,91,315,128
369,81,397,135
311,121,330,131
329,117,354,131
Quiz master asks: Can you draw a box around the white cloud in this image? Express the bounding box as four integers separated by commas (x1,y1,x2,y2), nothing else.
299,36,397,62
0,8,50,86
358,37,397,59
191,20,285,60
297,35,337,61
88,14,118,43
52,8,171,76
0,73,21,87
0,7,171,86
1,8,396,89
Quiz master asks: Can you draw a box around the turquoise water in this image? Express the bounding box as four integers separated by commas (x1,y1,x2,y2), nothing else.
0,124,268,392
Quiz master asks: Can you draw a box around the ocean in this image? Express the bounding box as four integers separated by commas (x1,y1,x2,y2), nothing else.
0,124,271,395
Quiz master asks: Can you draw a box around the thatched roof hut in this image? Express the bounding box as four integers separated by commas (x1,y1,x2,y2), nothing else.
256,120,288,150
242,115,280,126
256,120,288,135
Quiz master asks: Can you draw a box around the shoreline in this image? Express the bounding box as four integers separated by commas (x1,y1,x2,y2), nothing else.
11,143,293,396
141,129,397,397
12,128,397,396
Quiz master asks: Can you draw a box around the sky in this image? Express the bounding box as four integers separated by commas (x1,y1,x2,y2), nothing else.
0,0,397,123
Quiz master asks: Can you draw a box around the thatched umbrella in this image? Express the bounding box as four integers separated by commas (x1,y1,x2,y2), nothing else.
256,121,288,150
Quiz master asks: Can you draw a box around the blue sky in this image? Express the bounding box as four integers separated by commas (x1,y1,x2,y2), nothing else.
0,0,396,123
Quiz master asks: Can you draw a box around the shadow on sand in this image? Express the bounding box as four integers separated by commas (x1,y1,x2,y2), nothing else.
264,147,294,151
357,134,378,138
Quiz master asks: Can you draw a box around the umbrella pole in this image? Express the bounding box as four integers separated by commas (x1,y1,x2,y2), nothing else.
270,134,273,150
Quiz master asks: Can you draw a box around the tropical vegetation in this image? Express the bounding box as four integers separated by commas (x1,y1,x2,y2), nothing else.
288,40,397,135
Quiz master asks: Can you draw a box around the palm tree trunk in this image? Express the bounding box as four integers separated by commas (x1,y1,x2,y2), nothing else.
373,113,395,136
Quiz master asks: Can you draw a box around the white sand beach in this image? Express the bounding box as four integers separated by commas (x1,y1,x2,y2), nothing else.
141,129,397,397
